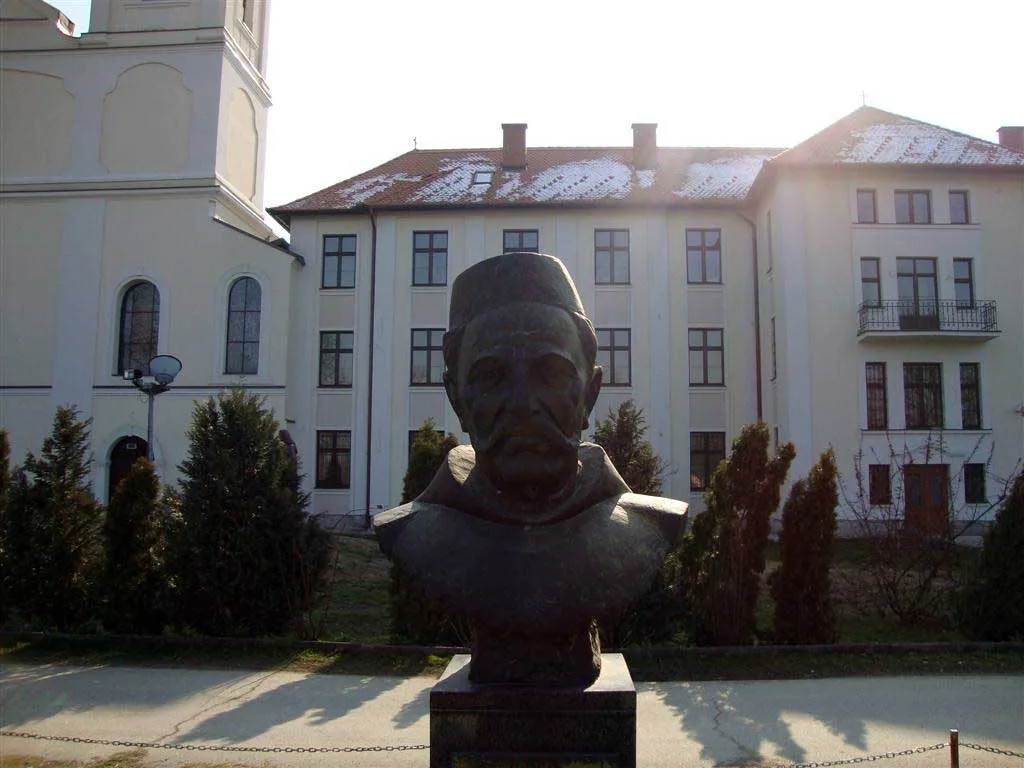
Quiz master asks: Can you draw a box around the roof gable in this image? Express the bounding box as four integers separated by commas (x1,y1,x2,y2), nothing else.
773,106,1024,168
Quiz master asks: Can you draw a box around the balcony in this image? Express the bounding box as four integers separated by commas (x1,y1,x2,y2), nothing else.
858,299,999,340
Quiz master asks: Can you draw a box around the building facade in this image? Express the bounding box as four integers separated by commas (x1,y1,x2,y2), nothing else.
0,0,297,501
2,2,1022,531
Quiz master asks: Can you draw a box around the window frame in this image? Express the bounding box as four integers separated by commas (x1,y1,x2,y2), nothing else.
856,189,877,224
117,280,160,377
322,234,357,289
315,430,351,489
412,231,448,286
318,330,355,388
949,190,970,225
963,463,986,504
860,257,882,307
594,229,630,285
953,258,975,309
686,228,722,284
866,362,888,430
903,362,944,430
502,229,539,254
688,328,725,386
410,328,446,386
894,189,932,224
690,431,726,492
959,362,981,429
868,464,892,505
224,276,261,375
770,317,777,381
596,328,632,386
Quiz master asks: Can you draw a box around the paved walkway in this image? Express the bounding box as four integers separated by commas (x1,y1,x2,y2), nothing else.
1,661,1021,767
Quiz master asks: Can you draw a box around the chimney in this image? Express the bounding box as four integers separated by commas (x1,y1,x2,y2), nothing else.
502,123,527,170
997,126,1024,153
632,123,657,169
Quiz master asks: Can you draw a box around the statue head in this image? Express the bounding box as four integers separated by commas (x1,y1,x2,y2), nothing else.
443,253,603,503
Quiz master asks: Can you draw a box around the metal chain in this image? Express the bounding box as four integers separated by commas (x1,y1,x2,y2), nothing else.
0,730,428,754
788,743,947,768
962,742,1024,759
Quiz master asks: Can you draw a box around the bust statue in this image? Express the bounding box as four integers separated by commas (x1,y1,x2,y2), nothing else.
374,252,687,686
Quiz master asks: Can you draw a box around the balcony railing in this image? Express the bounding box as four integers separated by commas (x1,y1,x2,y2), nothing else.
858,299,998,337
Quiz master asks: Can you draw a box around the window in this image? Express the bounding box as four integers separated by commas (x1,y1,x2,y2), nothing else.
895,190,931,224
594,229,629,284
411,328,445,385
596,328,631,386
686,228,722,284
964,463,986,504
896,258,938,329
953,259,974,308
412,231,448,286
866,362,888,430
503,229,539,253
770,317,777,381
471,170,494,186
688,328,724,386
316,430,351,489
960,363,981,429
857,189,877,223
868,465,892,505
319,331,354,387
904,363,943,429
949,190,970,224
690,432,726,491
861,258,881,306
765,210,773,271
322,235,356,289
118,281,160,376
225,277,260,374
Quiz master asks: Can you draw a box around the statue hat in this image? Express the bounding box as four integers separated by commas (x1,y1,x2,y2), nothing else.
448,252,587,329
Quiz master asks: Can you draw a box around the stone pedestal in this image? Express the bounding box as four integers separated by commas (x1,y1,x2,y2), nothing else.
429,653,636,768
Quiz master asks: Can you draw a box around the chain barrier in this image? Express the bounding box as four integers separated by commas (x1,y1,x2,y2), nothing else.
4,730,1023,762
962,742,1024,760
0,730,428,754
788,743,947,768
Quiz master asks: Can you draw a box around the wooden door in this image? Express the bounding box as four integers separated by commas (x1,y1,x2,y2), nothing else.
903,464,948,535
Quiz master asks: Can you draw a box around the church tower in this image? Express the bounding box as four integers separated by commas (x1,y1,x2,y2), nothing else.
1,0,294,498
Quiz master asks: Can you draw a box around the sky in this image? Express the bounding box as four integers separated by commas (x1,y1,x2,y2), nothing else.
48,0,1024,219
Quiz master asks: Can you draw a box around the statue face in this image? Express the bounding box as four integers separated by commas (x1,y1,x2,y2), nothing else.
450,303,601,501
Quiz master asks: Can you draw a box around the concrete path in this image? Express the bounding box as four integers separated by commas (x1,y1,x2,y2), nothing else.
1,661,1021,768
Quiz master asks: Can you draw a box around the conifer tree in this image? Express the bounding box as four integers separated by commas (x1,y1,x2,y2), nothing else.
770,448,838,644
961,472,1024,640
592,400,666,495
679,422,794,646
170,388,329,636
401,419,459,503
5,407,103,628
103,458,168,634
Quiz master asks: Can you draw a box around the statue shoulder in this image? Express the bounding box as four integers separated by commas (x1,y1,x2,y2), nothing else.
371,500,442,555
616,493,689,547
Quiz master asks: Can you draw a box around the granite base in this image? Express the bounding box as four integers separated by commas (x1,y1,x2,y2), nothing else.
429,653,636,768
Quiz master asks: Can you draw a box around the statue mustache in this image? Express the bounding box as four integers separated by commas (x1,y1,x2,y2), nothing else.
476,416,579,455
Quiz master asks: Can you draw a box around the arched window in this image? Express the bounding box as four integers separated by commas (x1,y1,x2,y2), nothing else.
225,276,261,374
118,281,160,376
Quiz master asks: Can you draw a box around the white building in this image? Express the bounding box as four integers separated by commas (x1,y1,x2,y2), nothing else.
3,1,1022,532
0,0,296,500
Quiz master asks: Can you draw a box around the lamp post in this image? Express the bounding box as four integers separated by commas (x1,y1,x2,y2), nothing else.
127,354,182,462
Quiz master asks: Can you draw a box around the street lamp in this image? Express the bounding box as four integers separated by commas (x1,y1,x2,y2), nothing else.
126,354,182,462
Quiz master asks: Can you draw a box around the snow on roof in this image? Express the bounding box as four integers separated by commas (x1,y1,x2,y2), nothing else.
775,106,1024,167
673,155,770,201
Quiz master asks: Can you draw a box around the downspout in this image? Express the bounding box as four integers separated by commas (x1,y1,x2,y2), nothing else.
738,212,764,421
363,205,378,529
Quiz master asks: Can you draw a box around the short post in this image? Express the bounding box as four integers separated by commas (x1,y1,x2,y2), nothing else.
949,729,959,768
